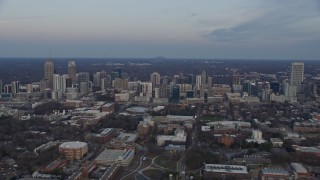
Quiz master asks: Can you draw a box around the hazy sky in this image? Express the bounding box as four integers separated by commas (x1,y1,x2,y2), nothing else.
0,0,320,59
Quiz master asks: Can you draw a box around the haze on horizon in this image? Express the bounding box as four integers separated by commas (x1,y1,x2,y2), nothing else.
0,0,320,60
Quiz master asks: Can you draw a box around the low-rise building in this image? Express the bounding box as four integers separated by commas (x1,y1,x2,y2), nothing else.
81,161,97,178
292,145,320,164
290,163,315,180
270,138,283,148
101,103,115,113
95,149,134,166
59,141,88,160
246,130,267,144
91,128,116,144
233,155,271,169
156,129,187,146
293,122,320,133
39,159,67,174
203,164,250,180
259,168,290,180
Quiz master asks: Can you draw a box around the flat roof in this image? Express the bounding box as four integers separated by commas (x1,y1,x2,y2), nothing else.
102,103,114,107
117,133,137,142
95,149,134,161
270,138,283,143
205,164,248,174
293,145,320,153
59,141,87,149
261,168,289,175
291,163,307,174
166,115,194,121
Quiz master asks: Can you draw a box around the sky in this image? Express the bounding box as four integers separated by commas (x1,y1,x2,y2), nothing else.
0,0,320,59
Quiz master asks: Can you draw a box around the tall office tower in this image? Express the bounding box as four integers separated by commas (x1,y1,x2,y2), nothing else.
4,84,12,94
93,72,101,87
188,74,194,85
40,79,47,92
44,60,54,89
11,81,20,94
233,74,241,85
100,70,107,79
65,77,73,88
150,72,161,87
77,72,90,85
159,85,168,98
68,61,77,84
53,74,68,94
141,82,153,97
0,79,2,94
207,76,213,88
162,76,169,86
113,67,122,78
172,85,180,101
77,72,90,94
110,72,119,81
201,70,207,85
113,78,128,91
196,75,202,88
290,62,304,93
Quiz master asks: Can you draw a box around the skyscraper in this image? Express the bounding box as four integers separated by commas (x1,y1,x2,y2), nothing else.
290,62,304,93
201,70,207,85
150,72,161,87
68,61,77,84
44,60,54,89
0,79,2,94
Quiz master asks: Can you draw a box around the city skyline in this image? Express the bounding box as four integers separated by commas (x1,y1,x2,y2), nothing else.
1,1,320,59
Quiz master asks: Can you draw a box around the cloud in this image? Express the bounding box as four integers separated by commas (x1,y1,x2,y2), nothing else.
202,1,320,45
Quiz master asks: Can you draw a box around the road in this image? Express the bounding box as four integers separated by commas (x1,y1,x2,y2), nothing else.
120,150,146,180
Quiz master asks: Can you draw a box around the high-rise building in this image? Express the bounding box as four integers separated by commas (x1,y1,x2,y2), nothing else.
150,72,161,87
0,79,3,94
188,74,194,85
162,76,169,86
11,81,20,94
290,62,304,93
68,61,77,84
141,82,153,97
201,70,207,85
113,67,122,78
53,74,68,94
44,60,54,89
196,75,202,88
77,72,90,85
207,76,213,88
172,85,180,101
4,84,12,94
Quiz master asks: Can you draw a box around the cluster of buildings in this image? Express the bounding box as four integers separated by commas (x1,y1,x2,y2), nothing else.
33,129,138,179
0,61,315,107
203,162,316,180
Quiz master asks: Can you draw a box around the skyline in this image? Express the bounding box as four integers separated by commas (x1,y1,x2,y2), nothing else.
1,1,320,59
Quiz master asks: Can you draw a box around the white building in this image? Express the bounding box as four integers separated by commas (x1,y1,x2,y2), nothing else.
246,130,267,144
156,129,187,146
95,148,135,166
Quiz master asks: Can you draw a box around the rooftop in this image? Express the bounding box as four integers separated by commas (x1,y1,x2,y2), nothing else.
204,164,248,174
293,145,320,153
261,168,289,175
116,133,137,142
95,149,134,161
59,141,87,149
291,163,308,174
